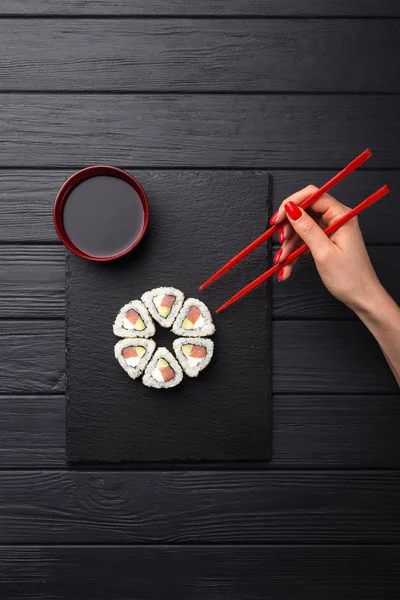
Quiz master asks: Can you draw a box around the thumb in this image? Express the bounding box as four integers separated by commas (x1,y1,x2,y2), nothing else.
284,201,334,259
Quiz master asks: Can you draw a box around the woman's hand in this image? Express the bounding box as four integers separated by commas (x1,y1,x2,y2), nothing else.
271,185,382,313
271,185,400,386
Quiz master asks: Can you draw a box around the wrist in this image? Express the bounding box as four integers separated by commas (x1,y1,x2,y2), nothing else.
351,283,400,387
350,282,392,323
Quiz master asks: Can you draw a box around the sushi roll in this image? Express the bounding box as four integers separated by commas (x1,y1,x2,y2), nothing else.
142,347,183,389
141,286,184,328
115,338,156,380
172,298,215,337
113,300,156,338
173,337,214,378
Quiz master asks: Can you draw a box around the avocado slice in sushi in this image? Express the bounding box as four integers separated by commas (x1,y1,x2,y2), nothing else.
156,357,176,382
155,295,175,318
115,338,156,380
182,344,207,359
172,298,215,337
125,310,146,331
141,287,184,328
182,306,203,330
142,348,183,389
122,345,146,362
173,337,214,377
113,300,156,338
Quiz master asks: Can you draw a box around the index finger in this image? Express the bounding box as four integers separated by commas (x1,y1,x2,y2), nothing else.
271,184,349,226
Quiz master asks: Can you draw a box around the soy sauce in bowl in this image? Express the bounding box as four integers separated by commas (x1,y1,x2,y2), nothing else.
54,166,149,261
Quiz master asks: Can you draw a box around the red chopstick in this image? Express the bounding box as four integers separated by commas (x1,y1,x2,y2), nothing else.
199,149,372,291
216,185,390,314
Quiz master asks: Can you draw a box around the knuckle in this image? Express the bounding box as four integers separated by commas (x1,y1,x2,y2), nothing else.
337,203,352,216
317,246,333,263
351,215,359,226
300,218,317,236
325,202,351,222
306,184,318,194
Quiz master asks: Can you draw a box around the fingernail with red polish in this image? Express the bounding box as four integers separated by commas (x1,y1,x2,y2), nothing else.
274,248,283,264
278,228,284,243
270,211,278,225
285,201,302,221
278,269,285,282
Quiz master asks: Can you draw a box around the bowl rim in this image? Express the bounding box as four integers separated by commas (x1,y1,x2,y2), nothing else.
53,165,149,262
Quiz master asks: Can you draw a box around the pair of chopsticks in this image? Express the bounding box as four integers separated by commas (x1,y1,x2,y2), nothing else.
199,149,390,313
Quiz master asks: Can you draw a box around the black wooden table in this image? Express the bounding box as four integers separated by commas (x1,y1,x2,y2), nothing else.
0,2,399,598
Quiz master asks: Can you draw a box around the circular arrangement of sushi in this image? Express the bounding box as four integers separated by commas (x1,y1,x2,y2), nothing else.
113,287,215,389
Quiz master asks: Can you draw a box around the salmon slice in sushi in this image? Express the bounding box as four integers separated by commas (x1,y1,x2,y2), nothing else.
115,338,156,380
142,348,183,389
173,337,214,377
113,300,155,338
172,298,215,337
141,287,184,328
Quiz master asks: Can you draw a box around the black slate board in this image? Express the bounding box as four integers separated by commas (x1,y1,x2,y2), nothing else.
66,171,272,463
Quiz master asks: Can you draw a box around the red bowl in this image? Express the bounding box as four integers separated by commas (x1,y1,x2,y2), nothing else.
53,166,149,261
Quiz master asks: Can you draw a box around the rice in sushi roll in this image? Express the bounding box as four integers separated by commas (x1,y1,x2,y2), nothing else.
113,300,156,338
173,337,214,377
172,298,215,337
115,338,156,380
142,347,183,389
141,286,184,328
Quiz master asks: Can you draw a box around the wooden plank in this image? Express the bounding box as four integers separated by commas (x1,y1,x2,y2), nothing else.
0,245,64,318
0,396,64,467
0,471,399,543
2,320,396,394
1,393,400,468
272,245,400,319
0,321,64,394
1,1,399,17
274,393,400,466
0,244,397,320
274,321,398,393
272,170,400,244
0,170,397,243
0,170,270,242
1,546,399,600
0,19,398,92
0,171,67,242
0,95,398,168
